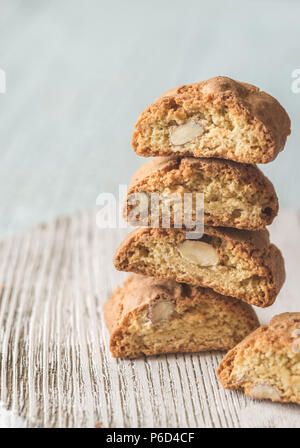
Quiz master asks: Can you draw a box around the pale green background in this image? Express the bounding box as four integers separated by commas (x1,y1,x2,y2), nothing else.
0,0,299,237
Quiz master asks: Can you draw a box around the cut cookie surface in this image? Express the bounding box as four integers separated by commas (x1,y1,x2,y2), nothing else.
124,157,278,230
217,313,300,405
132,76,291,164
104,274,259,358
113,227,285,307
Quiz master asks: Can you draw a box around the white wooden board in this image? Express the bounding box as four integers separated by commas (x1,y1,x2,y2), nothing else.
0,208,299,428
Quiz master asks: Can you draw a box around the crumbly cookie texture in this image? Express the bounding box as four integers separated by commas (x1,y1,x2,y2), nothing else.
124,157,278,230
113,227,285,307
217,313,300,405
132,76,291,164
104,274,259,358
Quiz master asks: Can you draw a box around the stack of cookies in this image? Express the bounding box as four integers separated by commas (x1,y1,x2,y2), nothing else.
104,77,297,404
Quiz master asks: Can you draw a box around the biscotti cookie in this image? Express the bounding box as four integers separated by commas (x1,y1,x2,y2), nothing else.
114,227,285,307
217,313,300,405
124,157,278,231
132,76,291,164
104,274,259,358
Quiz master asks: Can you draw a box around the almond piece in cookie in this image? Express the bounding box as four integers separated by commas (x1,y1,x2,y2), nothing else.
132,76,291,164
123,157,278,230
103,274,259,358
170,121,204,145
217,313,300,405
113,227,285,308
178,241,219,266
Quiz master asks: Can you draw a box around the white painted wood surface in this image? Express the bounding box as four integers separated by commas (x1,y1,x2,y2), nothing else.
0,208,299,428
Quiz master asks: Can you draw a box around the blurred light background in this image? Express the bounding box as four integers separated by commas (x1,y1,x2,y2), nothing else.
0,0,299,237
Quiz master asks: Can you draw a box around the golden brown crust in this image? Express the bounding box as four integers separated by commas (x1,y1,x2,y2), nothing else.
113,227,285,307
128,157,272,192
132,76,291,164
124,156,278,230
117,225,271,253
217,313,300,405
104,274,260,358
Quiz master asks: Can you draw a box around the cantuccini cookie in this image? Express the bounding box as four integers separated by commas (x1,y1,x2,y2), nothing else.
124,157,278,231
114,227,285,307
217,313,300,405
104,274,259,358
132,76,291,164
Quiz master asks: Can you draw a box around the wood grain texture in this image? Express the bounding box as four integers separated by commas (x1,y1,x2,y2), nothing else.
0,208,299,428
